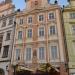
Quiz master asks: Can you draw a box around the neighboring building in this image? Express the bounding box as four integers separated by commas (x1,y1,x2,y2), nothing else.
0,0,15,75
63,0,75,75
11,0,68,75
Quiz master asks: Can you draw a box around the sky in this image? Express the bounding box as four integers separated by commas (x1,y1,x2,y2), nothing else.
0,0,68,10
12,0,68,10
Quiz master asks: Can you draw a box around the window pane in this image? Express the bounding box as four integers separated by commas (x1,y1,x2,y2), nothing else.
16,49,20,60
70,13,75,19
20,18,23,25
8,17,13,25
39,27,44,37
0,46,1,54
27,29,32,38
49,13,55,19
2,19,6,27
2,45,9,58
39,47,45,60
26,48,32,61
39,15,44,21
72,41,75,54
6,31,11,40
0,33,3,44
28,17,32,23
72,25,75,35
18,31,22,40
50,26,56,35
0,34,3,54
51,46,58,59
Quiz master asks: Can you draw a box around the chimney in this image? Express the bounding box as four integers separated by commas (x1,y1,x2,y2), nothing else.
5,0,12,4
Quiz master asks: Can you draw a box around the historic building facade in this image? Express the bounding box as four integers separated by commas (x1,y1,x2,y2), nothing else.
0,0,15,75
11,0,68,75
63,0,75,75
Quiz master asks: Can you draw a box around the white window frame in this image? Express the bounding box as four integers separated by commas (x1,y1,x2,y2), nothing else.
38,13,44,22
70,73,75,75
37,45,46,63
72,25,75,35
38,26,45,37
15,48,20,61
8,17,13,25
38,14,44,22
49,43,59,61
18,31,23,40
27,16,32,24
6,31,11,40
48,12,55,20
72,41,75,55
26,28,33,39
70,12,75,19
19,18,24,25
49,25,57,35
25,47,32,63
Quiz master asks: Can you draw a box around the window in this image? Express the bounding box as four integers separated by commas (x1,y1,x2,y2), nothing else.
0,44,1,54
27,29,32,38
2,45,9,58
26,48,32,61
49,26,56,35
6,31,11,40
39,47,45,60
39,15,44,21
19,18,23,25
72,25,75,35
39,27,44,37
71,73,75,75
18,31,22,40
48,12,55,19
0,33,3,43
8,17,13,25
2,19,6,27
51,46,58,59
16,49,20,60
70,13,75,19
0,34,3,54
28,17,32,23
0,46,1,54
72,41,75,54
